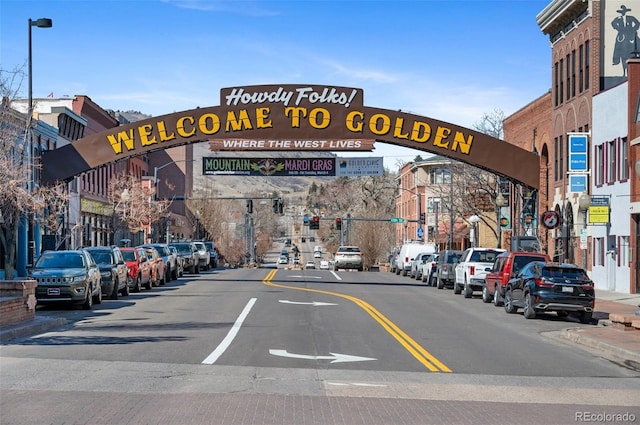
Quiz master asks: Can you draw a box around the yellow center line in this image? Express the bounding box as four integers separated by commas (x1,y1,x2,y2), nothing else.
262,269,451,373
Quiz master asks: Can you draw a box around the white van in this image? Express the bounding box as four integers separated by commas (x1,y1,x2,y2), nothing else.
313,246,322,253
396,243,436,276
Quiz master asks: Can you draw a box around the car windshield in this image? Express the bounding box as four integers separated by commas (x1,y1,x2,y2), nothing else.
338,247,360,253
121,251,137,262
542,267,590,280
447,255,460,263
170,244,193,254
35,252,84,268
469,251,500,262
88,251,113,265
194,243,205,251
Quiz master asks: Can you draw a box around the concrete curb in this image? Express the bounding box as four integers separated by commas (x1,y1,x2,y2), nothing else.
0,316,67,343
556,327,640,365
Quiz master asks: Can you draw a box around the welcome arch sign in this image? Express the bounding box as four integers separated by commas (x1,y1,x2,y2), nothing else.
41,84,539,189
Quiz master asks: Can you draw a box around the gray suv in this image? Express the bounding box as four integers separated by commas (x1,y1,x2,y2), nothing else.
435,250,463,289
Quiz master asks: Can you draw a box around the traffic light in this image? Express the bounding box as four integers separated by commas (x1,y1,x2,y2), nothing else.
310,216,320,230
335,217,342,230
419,212,426,223
278,199,284,214
272,199,279,213
246,199,253,213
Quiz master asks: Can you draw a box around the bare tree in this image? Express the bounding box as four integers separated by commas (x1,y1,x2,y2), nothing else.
1,68,70,279
107,173,170,234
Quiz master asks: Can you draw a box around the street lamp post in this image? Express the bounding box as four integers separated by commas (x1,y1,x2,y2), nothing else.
28,18,53,120
578,191,590,270
468,214,481,248
495,192,508,249
195,209,201,240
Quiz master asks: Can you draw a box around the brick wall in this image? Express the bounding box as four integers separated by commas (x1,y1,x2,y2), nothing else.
0,280,37,327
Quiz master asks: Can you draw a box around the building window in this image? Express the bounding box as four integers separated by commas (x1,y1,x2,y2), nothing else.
594,237,603,266
607,140,616,183
566,53,571,100
559,59,564,104
620,137,628,181
427,197,441,213
620,236,630,266
559,135,564,178
571,50,576,98
595,144,604,186
579,45,584,93
584,40,590,90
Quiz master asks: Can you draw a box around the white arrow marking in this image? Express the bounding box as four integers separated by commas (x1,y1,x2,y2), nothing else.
279,300,338,306
269,349,377,364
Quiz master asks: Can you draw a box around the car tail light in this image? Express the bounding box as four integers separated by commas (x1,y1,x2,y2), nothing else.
581,283,594,290
536,278,554,287
470,266,475,275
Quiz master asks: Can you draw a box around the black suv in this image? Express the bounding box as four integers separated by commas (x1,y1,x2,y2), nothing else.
84,246,129,299
504,261,595,323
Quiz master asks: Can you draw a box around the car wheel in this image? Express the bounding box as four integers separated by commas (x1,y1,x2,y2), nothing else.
172,268,178,280
482,286,492,303
523,293,536,319
504,288,518,314
358,267,363,272
493,287,503,307
82,286,93,310
453,280,462,295
110,278,119,300
557,311,569,318
165,269,171,284
133,276,141,293
94,284,102,304
160,270,166,285
196,264,200,274
579,311,593,324
121,278,130,296
437,275,444,289
145,276,154,290
463,281,473,298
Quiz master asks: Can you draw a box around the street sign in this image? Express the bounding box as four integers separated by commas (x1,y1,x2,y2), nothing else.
588,205,610,224
417,227,424,238
590,196,610,206
390,217,405,223
568,134,589,172
569,174,587,193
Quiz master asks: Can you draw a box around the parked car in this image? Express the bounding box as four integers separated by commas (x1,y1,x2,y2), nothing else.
319,260,330,270
410,251,433,280
84,245,129,299
503,261,595,323
334,246,363,271
143,247,165,286
168,245,184,277
454,247,506,297
434,250,464,289
396,243,436,276
142,244,176,282
169,242,200,274
204,241,218,268
420,253,439,285
278,256,289,265
305,261,316,269
388,247,401,274
31,249,102,309
193,241,211,271
483,251,551,305
120,247,153,291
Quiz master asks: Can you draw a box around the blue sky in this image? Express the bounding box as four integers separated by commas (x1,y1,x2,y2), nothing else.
1,0,551,170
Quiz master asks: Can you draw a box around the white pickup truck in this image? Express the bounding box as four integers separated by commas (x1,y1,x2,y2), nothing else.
454,247,505,298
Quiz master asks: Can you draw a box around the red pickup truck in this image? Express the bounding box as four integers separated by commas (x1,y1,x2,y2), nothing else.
483,251,551,305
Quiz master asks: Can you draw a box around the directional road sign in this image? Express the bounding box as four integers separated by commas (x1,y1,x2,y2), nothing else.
390,217,405,223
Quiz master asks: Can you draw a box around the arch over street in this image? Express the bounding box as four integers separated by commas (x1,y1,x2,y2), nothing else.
42,84,540,188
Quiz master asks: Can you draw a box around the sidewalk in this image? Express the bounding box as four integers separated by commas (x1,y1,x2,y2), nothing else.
2,290,640,366
555,289,640,365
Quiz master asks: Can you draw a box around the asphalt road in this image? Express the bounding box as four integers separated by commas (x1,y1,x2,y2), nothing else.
2,246,640,424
